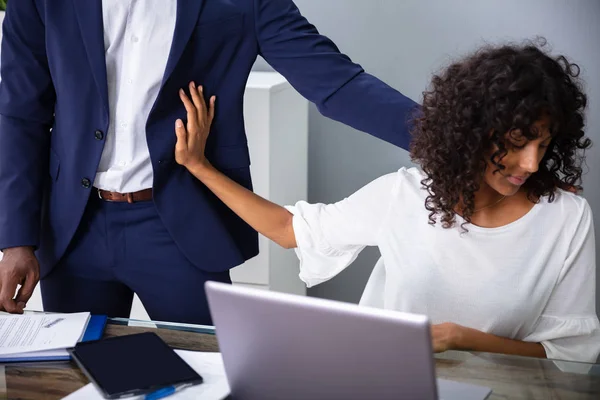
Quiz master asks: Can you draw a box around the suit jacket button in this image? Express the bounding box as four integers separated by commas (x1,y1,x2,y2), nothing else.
94,130,104,140
81,178,91,188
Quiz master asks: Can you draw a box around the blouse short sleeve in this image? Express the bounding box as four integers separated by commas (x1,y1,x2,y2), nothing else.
285,171,401,287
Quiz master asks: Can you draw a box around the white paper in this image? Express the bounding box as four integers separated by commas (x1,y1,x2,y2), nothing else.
62,350,230,400
0,312,90,356
0,347,71,360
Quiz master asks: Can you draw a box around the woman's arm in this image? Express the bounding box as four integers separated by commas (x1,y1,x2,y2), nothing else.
189,164,297,249
174,82,297,249
433,323,546,358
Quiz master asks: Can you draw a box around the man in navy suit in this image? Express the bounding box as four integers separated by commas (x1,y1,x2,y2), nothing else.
0,0,417,324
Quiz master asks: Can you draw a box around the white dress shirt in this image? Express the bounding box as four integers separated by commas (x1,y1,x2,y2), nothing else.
94,0,177,192
285,167,600,363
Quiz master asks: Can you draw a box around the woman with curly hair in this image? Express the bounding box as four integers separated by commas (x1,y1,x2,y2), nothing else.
174,41,599,363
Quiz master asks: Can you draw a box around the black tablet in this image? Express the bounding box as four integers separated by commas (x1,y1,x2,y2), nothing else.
68,332,203,399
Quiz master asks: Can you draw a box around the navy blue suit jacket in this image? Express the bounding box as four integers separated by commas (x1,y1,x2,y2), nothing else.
0,0,418,276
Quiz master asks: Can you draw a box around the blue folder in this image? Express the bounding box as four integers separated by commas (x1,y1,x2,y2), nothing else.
0,315,108,363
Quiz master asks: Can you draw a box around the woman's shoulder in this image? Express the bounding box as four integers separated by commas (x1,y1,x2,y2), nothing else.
381,166,425,186
536,189,593,234
541,189,592,217
352,167,427,208
391,167,428,196
397,166,427,180
362,167,425,194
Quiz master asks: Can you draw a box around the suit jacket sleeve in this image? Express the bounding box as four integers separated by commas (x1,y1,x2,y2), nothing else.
253,0,418,150
0,0,55,250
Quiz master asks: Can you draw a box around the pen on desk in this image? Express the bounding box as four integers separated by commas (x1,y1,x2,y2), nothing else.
144,384,193,400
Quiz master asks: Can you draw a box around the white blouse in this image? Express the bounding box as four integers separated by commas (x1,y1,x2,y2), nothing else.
285,167,600,363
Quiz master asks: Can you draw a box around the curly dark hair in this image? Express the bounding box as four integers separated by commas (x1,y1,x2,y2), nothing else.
409,39,591,228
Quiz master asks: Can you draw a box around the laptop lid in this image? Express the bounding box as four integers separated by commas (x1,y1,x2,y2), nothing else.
205,281,438,400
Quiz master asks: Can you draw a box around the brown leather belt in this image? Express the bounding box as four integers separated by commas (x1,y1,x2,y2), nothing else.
96,188,153,203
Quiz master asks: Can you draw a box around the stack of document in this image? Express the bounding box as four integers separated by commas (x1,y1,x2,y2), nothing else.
0,312,107,362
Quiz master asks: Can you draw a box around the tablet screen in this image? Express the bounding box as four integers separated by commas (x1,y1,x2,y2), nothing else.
70,332,203,398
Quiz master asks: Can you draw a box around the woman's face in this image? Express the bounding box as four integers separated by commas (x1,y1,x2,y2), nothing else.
483,117,553,197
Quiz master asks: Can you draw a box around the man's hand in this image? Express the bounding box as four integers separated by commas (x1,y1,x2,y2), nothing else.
0,246,40,313
175,81,216,172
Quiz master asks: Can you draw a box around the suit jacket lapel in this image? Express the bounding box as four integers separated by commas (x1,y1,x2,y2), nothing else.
72,0,109,116
160,0,205,89
71,0,204,118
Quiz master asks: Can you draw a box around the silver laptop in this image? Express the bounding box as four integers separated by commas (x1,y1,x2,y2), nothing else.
205,281,491,400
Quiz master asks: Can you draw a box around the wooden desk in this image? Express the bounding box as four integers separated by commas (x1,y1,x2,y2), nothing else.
1,318,598,399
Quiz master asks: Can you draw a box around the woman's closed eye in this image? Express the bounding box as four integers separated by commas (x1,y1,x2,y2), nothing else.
508,136,552,151
539,137,553,149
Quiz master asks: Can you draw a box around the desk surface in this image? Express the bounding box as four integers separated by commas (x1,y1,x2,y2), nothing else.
0,317,598,399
